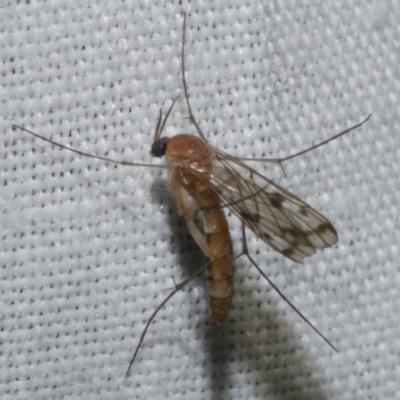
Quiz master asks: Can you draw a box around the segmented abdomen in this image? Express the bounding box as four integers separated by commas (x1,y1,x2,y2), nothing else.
195,186,233,323
204,206,233,323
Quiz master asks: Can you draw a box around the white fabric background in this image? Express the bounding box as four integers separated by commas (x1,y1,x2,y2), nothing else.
1,1,399,399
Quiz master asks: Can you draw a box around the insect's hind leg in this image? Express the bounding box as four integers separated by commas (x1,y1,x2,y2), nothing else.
237,222,338,353
125,261,209,378
180,13,207,142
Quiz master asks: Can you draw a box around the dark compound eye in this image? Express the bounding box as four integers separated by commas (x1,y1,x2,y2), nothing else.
151,137,170,157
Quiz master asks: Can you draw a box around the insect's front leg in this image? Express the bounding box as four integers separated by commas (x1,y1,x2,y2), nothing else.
171,171,214,260
180,13,207,142
185,217,214,260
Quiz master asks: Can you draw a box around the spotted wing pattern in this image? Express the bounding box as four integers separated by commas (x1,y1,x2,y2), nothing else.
195,148,338,263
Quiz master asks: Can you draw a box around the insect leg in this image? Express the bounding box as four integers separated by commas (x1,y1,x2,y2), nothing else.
186,218,214,259
11,125,163,169
180,12,207,142
239,114,371,164
125,262,209,377
238,222,338,352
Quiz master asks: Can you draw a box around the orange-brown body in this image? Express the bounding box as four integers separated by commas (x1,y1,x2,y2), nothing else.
163,134,233,323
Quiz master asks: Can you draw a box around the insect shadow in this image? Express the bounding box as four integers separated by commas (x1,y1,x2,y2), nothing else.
148,176,327,399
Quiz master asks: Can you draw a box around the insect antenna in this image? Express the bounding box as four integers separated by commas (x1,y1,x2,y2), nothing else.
153,95,179,142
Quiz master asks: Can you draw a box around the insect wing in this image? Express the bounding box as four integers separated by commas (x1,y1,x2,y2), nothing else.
204,149,338,263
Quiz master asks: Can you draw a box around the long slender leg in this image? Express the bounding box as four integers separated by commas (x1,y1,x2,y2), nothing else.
239,114,371,165
125,262,209,377
238,222,338,353
11,125,164,169
181,13,207,142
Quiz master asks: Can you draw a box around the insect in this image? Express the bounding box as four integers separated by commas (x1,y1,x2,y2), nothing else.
13,13,370,377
